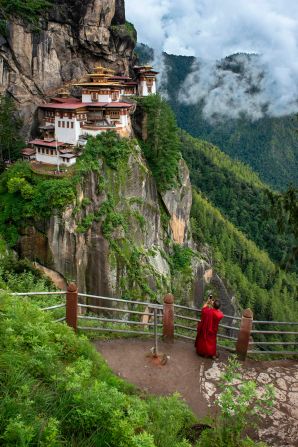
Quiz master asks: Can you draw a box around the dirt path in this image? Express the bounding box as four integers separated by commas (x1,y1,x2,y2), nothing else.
94,338,298,447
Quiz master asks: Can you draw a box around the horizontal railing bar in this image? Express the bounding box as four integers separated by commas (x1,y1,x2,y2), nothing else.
54,317,66,322
174,313,199,322
78,304,154,316
221,314,242,321
249,341,298,345
173,304,241,321
175,324,197,332
217,334,238,341
219,323,239,331
251,330,298,335
41,303,65,311
253,321,298,325
78,327,162,336
78,293,163,308
78,316,162,327
248,351,298,355
12,291,67,296
174,304,201,312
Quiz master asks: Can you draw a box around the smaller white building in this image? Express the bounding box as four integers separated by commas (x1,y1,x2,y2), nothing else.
29,139,77,166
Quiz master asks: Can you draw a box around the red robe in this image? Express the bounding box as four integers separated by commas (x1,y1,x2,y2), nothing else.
195,307,224,357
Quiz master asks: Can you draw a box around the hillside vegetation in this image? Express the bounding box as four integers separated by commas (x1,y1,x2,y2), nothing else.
0,294,196,446
191,190,298,330
180,131,297,272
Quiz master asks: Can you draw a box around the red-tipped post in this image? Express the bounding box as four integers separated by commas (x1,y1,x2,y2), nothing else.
66,283,78,332
236,308,253,361
163,293,174,343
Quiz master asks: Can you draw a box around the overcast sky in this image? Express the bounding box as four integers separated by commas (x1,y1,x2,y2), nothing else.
125,0,298,118
125,0,298,60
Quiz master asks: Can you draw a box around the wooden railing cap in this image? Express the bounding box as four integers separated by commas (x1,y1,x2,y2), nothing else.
243,308,253,319
164,293,174,304
67,283,78,293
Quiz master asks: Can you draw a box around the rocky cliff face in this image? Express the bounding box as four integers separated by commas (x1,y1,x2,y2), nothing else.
0,0,136,134
18,145,199,303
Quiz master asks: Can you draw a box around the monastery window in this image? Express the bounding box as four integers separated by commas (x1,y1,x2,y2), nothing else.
67,122,69,128
71,122,74,129
62,122,65,128
58,121,61,127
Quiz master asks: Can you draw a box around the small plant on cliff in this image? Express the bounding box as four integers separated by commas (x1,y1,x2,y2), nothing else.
197,356,274,447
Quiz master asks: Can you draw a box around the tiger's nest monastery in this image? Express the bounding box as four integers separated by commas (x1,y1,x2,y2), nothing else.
22,65,158,167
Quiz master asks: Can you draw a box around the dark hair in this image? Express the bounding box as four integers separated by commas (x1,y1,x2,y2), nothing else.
213,299,221,309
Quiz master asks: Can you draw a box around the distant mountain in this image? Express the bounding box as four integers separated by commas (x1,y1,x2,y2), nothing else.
135,44,298,191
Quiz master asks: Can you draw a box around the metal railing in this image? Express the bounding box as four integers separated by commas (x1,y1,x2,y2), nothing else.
77,293,163,340
11,288,298,358
247,319,298,355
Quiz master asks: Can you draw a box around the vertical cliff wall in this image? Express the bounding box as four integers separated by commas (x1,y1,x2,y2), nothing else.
0,0,136,133
18,143,199,303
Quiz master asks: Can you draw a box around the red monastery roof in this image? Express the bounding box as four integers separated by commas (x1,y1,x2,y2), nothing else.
50,97,81,104
89,102,133,108
22,148,36,156
40,101,133,110
30,140,65,147
40,103,86,110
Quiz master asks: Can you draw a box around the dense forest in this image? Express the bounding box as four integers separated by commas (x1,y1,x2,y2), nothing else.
191,191,298,327
180,131,297,272
135,45,298,191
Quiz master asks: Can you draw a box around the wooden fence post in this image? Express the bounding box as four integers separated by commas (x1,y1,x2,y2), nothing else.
66,283,78,332
236,308,253,360
163,293,174,343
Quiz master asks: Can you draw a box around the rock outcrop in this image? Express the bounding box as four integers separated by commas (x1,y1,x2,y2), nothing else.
18,145,195,302
0,0,136,134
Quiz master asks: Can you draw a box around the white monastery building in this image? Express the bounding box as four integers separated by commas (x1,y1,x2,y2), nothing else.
22,65,158,167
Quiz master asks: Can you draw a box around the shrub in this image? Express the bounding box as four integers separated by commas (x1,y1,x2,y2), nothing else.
0,294,196,446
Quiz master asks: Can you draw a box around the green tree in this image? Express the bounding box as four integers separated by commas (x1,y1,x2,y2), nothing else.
136,95,181,191
267,186,298,269
0,96,24,166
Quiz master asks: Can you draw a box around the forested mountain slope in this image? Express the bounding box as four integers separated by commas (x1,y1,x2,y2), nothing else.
135,45,298,191
180,131,297,272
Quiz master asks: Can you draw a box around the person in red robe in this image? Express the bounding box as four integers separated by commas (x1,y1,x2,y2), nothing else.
195,296,224,359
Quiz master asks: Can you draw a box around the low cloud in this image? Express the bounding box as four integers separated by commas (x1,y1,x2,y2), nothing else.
126,0,298,119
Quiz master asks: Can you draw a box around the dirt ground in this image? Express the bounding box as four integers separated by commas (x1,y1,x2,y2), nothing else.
94,338,298,447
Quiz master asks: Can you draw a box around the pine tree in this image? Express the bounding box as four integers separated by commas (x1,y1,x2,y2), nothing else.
0,96,24,166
